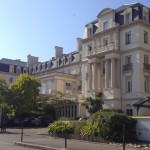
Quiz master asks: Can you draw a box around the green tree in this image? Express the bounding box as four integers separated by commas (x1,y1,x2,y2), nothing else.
37,91,76,118
84,92,103,115
8,74,41,116
0,77,7,114
0,77,7,101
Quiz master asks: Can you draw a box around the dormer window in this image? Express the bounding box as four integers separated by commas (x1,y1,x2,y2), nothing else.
87,28,92,37
9,65,14,73
103,21,108,30
16,67,21,74
143,11,148,22
23,68,27,73
126,13,130,23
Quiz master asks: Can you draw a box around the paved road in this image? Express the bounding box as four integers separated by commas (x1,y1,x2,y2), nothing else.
0,129,36,150
0,128,147,150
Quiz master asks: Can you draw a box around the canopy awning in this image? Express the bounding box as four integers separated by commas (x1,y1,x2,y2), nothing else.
133,96,150,116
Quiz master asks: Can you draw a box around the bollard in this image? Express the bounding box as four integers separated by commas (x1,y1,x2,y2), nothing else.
21,121,23,142
123,122,125,150
64,123,67,148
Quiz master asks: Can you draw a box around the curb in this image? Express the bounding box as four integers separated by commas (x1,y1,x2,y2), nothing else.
14,142,68,150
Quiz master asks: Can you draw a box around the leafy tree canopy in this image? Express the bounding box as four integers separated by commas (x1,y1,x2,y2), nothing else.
0,77,7,101
37,91,77,114
84,92,103,115
8,74,41,115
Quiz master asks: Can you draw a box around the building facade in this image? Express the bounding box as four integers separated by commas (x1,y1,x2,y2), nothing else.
0,58,27,85
1,3,150,117
81,2,150,116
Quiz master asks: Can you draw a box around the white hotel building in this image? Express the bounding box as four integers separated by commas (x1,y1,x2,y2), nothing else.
1,3,150,117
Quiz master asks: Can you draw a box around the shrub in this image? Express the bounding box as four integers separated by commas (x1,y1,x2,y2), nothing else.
74,121,87,134
48,120,75,134
88,111,136,142
80,122,100,136
107,113,136,142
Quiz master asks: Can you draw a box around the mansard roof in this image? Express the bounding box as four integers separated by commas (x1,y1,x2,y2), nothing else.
97,8,115,18
115,2,146,12
0,58,27,67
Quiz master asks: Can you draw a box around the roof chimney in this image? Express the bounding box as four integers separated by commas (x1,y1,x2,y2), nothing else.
27,54,39,67
55,46,63,58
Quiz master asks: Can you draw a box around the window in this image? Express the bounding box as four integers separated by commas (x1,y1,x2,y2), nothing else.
125,13,130,23
88,28,92,37
88,45,92,51
103,61,105,74
144,31,148,44
103,38,108,46
145,76,149,92
125,32,131,44
17,67,21,74
9,65,14,73
125,55,131,64
144,55,149,64
103,21,108,30
126,77,132,93
66,82,71,90
126,109,133,116
143,12,148,22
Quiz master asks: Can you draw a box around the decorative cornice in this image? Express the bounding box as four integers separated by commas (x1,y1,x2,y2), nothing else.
121,47,150,54
120,19,150,31
82,26,119,43
82,20,150,43
31,61,82,76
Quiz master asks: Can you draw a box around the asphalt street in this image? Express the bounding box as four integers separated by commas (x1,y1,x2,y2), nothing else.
0,128,148,150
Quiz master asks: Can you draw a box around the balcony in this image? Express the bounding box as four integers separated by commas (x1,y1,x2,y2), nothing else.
87,42,118,57
143,63,150,71
123,63,133,72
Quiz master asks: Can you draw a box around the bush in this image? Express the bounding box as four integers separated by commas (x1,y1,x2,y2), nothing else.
74,121,87,134
86,111,136,142
108,113,136,142
48,120,75,135
80,122,100,137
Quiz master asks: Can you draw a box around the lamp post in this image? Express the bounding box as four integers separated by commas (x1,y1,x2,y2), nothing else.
64,123,67,148
123,122,125,150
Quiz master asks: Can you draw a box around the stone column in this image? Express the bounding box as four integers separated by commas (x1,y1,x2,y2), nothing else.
88,63,92,90
105,59,109,88
111,58,115,87
70,105,72,118
97,63,101,90
117,59,121,88
93,63,97,90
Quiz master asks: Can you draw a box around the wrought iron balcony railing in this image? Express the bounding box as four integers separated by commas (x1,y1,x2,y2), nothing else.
123,63,133,72
143,63,150,71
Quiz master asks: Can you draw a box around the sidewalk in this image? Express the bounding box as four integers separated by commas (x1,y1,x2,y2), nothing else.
12,128,150,150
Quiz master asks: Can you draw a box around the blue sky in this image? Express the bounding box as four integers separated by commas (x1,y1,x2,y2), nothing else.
0,0,149,62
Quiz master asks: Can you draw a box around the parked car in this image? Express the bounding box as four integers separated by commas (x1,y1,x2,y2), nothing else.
30,117,41,127
79,116,88,121
38,116,52,127
0,115,9,127
8,116,22,127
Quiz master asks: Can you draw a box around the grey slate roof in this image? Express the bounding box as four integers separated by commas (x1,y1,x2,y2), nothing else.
0,58,27,67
